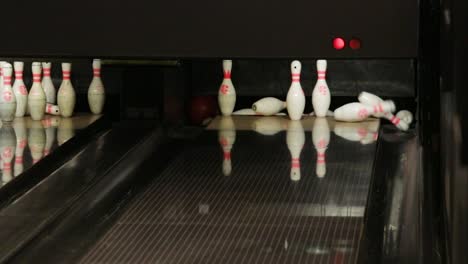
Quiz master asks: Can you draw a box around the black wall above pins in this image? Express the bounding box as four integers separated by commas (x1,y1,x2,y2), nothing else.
1,0,418,59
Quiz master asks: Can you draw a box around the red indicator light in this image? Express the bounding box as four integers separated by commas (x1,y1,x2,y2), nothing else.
333,38,345,50
350,38,361,50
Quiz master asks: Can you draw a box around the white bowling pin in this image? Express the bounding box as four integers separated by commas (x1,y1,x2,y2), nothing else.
312,118,330,178
13,118,27,176
0,61,6,92
0,124,16,183
28,62,47,121
312,60,331,117
286,120,305,181
358,91,408,130
218,60,236,116
13,62,28,117
233,108,257,115
252,97,286,116
45,103,60,115
57,63,76,118
252,116,287,136
334,101,395,122
286,61,305,120
0,63,17,122
218,116,236,176
396,110,413,124
42,62,56,104
28,120,45,164
88,59,105,114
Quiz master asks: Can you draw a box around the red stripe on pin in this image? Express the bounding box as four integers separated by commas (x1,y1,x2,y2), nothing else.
223,71,231,79
391,116,400,125
224,152,231,159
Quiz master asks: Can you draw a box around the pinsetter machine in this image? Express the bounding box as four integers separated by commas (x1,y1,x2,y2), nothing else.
0,0,465,263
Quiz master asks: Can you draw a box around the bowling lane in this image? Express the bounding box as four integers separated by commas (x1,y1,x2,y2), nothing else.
79,116,379,264
0,114,102,188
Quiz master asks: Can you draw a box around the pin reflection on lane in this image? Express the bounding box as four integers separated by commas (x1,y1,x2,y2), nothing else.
13,118,27,176
43,116,58,156
0,123,16,185
312,117,330,178
286,120,305,182
252,116,287,136
57,117,75,146
28,120,45,164
333,121,379,145
218,116,236,176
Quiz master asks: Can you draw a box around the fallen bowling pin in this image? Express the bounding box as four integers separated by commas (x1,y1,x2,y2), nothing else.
233,108,257,115
252,97,286,116
45,103,60,115
252,116,287,136
334,101,395,122
312,118,330,178
358,91,409,130
286,120,305,181
396,110,413,124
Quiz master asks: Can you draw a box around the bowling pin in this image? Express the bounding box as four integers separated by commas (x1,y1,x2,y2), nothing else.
45,103,60,115
218,116,236,176
28,120,45,164
88,59,105,114
0,123,16,184
0,61,6,92
42,62,56,104
286,120,305,181
358,91,409,130
233,108,257,115
28,62,47,121
218,60,236,116
396,110,413,124
334,101,395,122
252,116,287,136
57,63,76,118
12,62,28,117
312,118,330,178
13,118,27,176
0,63,17,122
252,97,286,116
286,61,305,120
312,60,331,117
